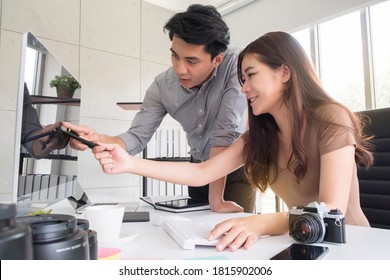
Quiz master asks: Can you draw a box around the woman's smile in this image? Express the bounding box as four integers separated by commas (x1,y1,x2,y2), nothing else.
248,95,258,105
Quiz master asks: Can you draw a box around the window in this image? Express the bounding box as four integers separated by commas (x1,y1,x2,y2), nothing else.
370,1,390,109
292,28,311,63
292,0,390,112
319,12,365,111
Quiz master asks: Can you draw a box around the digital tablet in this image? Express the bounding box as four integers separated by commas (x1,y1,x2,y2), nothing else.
155,198,208,209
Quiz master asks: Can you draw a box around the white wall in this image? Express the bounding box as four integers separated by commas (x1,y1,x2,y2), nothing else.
0,0,384,201
0,0,174,201
225,0,385,47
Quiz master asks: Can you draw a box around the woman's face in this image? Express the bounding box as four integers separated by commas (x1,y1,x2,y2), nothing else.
240,54,287,116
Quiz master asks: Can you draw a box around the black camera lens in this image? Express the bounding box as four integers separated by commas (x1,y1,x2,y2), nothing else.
17,214,90,260
290,213,325,244
29,215,76,242
77,218,98,260
0,203,33,260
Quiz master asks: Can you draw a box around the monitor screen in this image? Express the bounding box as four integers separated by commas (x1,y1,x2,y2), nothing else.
12,32,81,215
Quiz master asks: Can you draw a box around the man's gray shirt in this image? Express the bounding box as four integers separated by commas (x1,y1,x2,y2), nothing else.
118,47,247,161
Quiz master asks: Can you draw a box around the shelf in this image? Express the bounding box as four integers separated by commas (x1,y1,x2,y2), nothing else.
148,157,191,162
116,102,142,110
21,153,78,161
31,95,80,106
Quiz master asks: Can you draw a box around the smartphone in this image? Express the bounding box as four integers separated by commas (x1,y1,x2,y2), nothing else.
122,211,150,222
59,127,97,148
270,243,329,260
155,198,208,209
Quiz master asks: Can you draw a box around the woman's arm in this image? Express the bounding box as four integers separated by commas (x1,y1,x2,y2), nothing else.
93,137,246,187
318,145,355,213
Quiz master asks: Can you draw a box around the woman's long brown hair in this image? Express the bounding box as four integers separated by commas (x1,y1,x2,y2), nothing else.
237,32,373,192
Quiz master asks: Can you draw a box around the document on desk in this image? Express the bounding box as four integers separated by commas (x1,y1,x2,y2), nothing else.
139,195,210,213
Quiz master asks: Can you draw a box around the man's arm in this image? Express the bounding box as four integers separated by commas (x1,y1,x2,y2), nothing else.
97,134,127,149
208,146,243,212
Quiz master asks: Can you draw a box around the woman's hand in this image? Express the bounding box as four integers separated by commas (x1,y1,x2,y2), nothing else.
93,143,132,174
210,200,244,213
208,215,262,251
208,212,289,251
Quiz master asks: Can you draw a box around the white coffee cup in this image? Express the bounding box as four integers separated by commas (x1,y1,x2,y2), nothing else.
84,205,125,241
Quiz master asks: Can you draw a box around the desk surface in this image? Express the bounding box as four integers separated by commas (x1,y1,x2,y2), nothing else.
51,198,390,260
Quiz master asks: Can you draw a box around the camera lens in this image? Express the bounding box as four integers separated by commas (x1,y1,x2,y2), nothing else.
30,215,76,243
77,218,98,260
290,213,325,244
17,214,90,260
0,203,33,259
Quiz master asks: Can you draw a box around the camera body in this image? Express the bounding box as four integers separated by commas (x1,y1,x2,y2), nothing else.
289,201,346,244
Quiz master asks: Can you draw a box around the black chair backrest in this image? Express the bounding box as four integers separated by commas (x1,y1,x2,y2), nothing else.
357,107,390,229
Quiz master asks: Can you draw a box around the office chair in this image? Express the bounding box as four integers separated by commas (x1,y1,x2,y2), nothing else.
357,107,390,230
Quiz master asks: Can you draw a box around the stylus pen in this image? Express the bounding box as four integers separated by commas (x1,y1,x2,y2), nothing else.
66,128,76,134
21,130,56,144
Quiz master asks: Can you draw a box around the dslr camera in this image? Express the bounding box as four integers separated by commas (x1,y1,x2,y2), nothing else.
289,201,346,244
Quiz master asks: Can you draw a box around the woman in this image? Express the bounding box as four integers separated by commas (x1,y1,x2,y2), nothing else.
93,31,373,251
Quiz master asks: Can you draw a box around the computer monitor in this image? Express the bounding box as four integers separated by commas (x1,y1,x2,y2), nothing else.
11,32,81,215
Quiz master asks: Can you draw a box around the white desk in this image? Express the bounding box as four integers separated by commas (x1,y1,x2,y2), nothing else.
51,199,390,260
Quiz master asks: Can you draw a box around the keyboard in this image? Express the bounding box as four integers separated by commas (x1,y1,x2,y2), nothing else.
162,219,219,250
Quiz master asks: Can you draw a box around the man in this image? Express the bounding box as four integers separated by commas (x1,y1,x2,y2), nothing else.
65,4,256,213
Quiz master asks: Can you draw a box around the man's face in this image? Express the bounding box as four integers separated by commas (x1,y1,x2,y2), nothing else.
170,36,223,89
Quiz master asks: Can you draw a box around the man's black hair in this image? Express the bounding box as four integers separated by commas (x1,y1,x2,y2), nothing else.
163,4,230,59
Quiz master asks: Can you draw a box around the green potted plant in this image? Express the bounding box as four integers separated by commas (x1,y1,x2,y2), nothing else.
49,74,81,98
